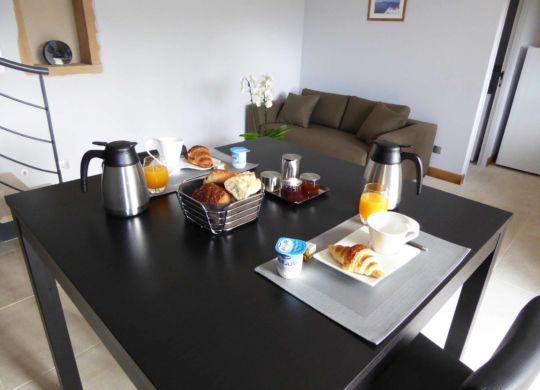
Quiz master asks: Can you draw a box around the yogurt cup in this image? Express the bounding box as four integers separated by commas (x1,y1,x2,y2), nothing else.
230,147,249,169
275,237,307,279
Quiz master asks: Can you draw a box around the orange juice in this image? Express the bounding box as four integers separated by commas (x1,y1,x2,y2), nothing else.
359,192,388,222
144,164,168,190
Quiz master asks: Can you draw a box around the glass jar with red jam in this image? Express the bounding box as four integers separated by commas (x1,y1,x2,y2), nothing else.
300,173,321,197
281,178,303,202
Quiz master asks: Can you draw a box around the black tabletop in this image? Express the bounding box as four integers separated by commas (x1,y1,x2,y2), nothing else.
7,138,511,389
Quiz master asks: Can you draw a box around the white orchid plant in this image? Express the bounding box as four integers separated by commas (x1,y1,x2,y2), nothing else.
240,74,288,140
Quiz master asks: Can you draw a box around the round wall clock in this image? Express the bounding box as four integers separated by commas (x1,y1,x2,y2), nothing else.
42,40,73,65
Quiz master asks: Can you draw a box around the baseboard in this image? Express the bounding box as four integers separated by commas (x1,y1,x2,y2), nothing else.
486,155,497,165
427,167,464,185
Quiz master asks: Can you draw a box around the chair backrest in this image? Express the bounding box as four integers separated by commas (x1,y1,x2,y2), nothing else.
461,296,540,389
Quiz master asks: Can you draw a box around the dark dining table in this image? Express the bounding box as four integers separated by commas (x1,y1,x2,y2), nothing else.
7,137,511,389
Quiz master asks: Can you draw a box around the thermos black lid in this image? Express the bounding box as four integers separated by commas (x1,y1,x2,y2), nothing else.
371,140,410,165
93,140,139,167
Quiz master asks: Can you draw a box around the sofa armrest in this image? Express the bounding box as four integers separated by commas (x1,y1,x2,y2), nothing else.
245,101,284,133
375,120,437,180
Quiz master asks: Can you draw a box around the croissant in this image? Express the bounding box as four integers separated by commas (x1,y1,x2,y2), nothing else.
328,244,384,279
187,145,213,168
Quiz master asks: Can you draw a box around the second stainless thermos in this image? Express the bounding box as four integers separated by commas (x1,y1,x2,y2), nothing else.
363,140,423,210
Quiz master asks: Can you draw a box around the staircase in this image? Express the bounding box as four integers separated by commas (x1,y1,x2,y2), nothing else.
0,173,28,241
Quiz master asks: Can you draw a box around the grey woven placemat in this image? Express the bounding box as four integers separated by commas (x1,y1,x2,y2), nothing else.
254,216,470,345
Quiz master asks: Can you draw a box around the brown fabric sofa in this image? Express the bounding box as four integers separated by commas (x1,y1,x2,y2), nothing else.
248,88,437,181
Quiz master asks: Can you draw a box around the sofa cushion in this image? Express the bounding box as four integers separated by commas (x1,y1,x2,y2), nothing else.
356,102,410,143
386,102,410,115
277,93,320,128
283,124,371,166
340,96,377,133
302,88,350,128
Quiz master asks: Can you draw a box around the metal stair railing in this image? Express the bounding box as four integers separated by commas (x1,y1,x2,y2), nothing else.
0,56,63,192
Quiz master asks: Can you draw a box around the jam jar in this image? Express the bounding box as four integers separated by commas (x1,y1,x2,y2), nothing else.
299,173,321,196
281,178,303,202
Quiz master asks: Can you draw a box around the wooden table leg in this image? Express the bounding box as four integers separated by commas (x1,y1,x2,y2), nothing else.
17,221,83,390
444,231,503,358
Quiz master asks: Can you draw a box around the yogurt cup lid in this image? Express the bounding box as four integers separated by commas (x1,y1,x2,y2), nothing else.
230,147,250,154
275,237,307,256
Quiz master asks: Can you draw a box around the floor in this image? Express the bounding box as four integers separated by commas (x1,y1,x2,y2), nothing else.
0,164,539,389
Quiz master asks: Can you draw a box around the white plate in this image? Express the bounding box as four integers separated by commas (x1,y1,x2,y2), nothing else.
168,157,222,173
313,226,420,286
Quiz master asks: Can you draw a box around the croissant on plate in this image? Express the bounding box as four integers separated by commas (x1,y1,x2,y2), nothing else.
328,244,384,279
187,145,213,168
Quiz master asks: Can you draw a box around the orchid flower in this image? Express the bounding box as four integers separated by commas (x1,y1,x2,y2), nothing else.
240,73,287,139
240,77,249,93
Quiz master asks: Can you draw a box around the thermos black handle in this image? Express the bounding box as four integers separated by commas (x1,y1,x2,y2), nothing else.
401,152,423,195
80,150,105,193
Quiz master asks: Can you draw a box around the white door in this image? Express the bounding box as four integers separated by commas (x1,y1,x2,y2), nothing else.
497,47,540,174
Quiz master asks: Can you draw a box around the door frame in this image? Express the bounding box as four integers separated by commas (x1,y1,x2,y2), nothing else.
477,0,525,166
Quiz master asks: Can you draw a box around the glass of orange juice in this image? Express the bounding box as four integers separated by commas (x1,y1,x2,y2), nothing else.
143,156,169,194
359,183,388,224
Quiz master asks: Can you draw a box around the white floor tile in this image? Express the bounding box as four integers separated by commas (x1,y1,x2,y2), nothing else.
17,344,135,390
460,274,536,370
423,164,540,389
0,245,33,309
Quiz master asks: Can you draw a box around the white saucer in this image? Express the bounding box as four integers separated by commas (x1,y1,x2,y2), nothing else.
168,157,221,174
313,226,421,287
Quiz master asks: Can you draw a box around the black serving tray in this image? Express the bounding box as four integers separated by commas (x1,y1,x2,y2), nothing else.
265,185,330,205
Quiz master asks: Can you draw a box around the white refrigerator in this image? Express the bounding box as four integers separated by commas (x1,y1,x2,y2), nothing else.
497,46,540,175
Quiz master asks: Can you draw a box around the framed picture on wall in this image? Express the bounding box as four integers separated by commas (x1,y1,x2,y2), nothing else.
367,0,407,21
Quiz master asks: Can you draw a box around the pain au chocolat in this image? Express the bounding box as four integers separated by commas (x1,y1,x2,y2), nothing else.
192,183,231,205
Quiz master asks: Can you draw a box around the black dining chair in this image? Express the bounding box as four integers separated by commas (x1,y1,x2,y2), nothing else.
372,296,540,389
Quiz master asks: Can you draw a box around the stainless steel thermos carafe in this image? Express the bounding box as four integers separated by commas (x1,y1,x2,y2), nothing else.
80,141,149,217
363,140,423,210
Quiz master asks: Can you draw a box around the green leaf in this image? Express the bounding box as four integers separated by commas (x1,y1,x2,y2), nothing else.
239,132,261,140
274,128,289,137
263,127,289,140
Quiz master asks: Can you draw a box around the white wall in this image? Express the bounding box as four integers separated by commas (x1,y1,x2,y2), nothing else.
480,0,540,165
0,0,305,186
300,0,508,175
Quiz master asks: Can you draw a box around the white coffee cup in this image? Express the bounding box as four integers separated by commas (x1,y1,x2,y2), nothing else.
145,137,184,168
367,211,420,255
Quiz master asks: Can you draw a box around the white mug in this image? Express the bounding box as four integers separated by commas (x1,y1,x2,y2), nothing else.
367,211,420,255
145,137,184,168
